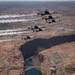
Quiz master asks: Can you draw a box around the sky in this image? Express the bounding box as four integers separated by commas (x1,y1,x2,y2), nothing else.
0,0,75,2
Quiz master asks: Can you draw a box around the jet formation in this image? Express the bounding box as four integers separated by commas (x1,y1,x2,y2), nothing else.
37,9,60,23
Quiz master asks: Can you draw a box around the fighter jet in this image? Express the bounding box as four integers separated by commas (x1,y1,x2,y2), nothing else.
37,9,57,16
44,14,59,20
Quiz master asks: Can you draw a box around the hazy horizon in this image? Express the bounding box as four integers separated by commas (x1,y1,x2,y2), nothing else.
0,0,75,2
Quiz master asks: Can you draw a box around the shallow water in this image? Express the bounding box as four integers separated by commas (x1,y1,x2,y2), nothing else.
25,58,41,75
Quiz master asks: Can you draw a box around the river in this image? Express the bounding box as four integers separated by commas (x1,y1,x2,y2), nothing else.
20,34,75,75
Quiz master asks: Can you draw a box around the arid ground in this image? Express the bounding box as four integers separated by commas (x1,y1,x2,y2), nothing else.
0,1,75,75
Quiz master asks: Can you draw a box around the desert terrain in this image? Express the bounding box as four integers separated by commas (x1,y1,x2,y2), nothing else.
0,1,75,75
